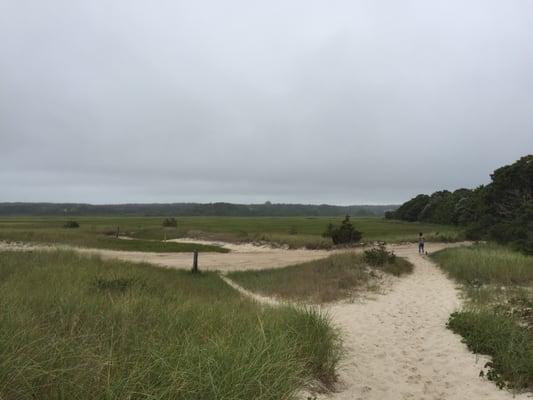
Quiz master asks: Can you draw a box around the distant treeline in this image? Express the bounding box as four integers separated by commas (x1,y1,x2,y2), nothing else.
387,155,533,254
0,202,397,218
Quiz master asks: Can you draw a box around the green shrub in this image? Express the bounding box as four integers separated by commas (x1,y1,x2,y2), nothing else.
63,221,79,228
162,217,178,227
364,243,396,266
323,216,362,245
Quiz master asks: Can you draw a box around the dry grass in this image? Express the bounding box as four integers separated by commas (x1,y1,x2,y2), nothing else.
228,252,413,303
0,250,343,399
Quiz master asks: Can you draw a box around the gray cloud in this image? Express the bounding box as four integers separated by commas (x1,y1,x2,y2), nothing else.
1,0,532,204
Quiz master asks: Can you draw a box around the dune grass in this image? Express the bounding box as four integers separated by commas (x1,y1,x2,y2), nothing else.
432,244,533,285
432,244,533,390
447,310,533,390
0,227,227,253
228,252,413,303
0,216,461,251
0,250,342,399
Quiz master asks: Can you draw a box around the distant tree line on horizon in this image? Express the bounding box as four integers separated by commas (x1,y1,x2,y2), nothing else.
0,202,397,218
386,155,533,254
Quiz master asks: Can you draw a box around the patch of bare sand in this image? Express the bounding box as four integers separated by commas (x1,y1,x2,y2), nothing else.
0,239,333,272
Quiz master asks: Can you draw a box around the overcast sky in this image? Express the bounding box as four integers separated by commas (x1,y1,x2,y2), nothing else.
1,0,532,205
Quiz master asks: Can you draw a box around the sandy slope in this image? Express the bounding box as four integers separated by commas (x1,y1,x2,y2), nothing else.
316,243,532,400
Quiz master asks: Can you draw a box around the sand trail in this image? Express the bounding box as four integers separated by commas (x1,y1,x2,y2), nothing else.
221,243,531,399
316,243,531,400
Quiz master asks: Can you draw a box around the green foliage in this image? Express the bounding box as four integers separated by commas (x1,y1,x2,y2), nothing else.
323,216,362,245
63,220,79,228
363,244,413,276
391,155,533,254
390,194,430,222
364,243,396,266
0,250,342,399
162,217,177,227
448,311,533,390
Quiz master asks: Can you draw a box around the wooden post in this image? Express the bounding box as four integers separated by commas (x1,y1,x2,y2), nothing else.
192,250,199,273
116,226,120,238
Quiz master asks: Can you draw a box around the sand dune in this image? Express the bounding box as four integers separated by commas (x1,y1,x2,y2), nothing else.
2,239,530,399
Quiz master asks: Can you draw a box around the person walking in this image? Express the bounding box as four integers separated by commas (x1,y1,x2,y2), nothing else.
418,232,425,254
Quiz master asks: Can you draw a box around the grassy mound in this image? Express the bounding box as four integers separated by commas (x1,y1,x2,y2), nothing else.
228,252,413,303
432,244,533,285
0,251,342,399
448,310,533,389
432,244,533,391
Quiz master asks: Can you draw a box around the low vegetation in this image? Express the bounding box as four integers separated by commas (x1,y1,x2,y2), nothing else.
0,223,227,253
363,244,412,276
228,251,413,303
432,244,533,285
0,216,461,251
432,244,533,390
0,250,342,399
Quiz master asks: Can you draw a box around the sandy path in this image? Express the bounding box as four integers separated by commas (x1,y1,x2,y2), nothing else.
221,243,531,399
317,243,531,400
0,239,332,272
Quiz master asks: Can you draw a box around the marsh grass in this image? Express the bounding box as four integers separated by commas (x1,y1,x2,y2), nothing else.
432,244,533,390
0,250,342,399
0,228,227,253
228,252,413,303
0,216,461,251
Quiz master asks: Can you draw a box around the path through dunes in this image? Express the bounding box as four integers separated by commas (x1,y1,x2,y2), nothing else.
315,244,531,400
2,239,531,399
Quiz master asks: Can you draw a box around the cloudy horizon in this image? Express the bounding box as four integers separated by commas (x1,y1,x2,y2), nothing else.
1,1,532,205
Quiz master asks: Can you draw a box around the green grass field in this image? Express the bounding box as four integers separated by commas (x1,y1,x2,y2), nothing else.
0,250,342,399
0,216,461,251
432,244,533,390
228,252,413,303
